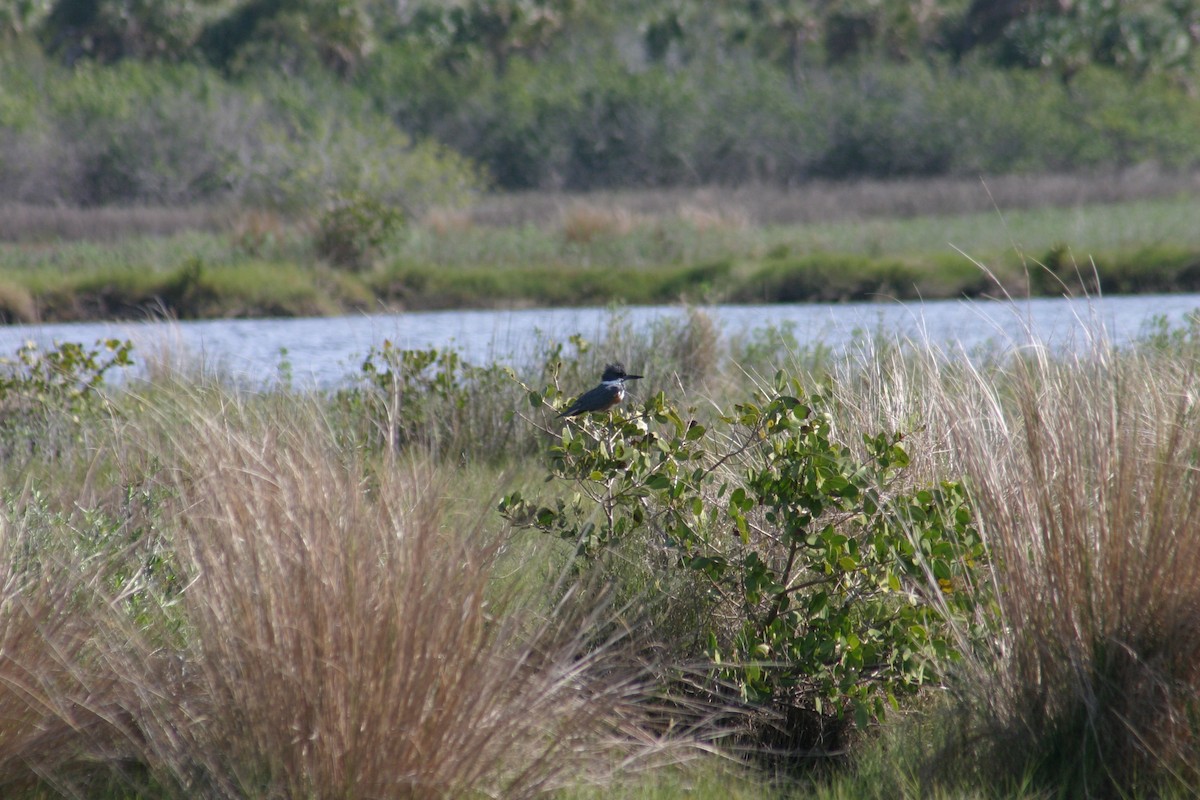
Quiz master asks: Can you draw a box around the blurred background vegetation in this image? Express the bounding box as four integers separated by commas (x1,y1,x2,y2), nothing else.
2,0,1200,208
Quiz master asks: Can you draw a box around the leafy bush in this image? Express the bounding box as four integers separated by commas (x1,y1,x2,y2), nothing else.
239,73,487,209
0,51,487,208
314,193,405,270
365,41,1200,190
0,338,133,458
501,370,988,745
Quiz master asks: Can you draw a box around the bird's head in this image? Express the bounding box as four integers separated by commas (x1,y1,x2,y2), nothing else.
601,362,642,383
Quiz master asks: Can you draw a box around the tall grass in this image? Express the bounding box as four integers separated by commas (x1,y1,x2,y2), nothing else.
0,500,132,797
3,184,1199,321
939,344,1200,795
815,321,1200,796
0,382,678,798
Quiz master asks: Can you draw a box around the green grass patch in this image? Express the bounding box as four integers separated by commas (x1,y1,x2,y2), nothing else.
730,252,996,304
3,192,1200,321
34,259,344,320
1030,243,1200,295
372,260,735,308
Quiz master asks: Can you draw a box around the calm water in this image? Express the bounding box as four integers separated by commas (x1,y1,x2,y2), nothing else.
2,294,1198,387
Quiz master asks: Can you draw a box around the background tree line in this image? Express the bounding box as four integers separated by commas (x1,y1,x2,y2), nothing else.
1,0,1200,204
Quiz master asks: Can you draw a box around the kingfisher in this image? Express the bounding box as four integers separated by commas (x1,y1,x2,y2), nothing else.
559,362,643,417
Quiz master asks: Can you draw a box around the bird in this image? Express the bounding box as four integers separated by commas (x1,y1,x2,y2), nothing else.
559,362,643,417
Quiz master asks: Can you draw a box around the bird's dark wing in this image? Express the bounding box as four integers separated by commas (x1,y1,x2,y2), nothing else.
559,384,609,416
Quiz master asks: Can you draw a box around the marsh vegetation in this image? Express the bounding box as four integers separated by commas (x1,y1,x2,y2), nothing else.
4,310,1200,798
6,3,1200,795
4,1,1200,322
3,173,1199,323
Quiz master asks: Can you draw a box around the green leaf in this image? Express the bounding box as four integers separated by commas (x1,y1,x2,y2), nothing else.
854,699,870,730
645,473,672,491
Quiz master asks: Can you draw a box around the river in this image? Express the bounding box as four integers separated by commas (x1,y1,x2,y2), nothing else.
2,294,1198,387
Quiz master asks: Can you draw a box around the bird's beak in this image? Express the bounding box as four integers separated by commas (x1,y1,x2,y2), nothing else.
626,373,643,381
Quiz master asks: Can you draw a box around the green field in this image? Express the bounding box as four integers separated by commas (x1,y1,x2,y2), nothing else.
3,176,1199,323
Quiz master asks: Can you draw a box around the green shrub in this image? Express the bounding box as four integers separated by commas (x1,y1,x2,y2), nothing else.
333,343,529,462
0,338,133,459
501,371,988,746
242,74,487,210
0,51,487,209
314,193,406,270
364,40,1200,190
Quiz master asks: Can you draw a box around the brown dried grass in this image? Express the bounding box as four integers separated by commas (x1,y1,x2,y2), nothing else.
421,206,476,236
471,168,1200,228
945,344,1200,793
0,280,36,323
675,204,748,233
560,204,642,244
152,393,663,797
228,209,287,257
835,330,1200,795
0,385,679,798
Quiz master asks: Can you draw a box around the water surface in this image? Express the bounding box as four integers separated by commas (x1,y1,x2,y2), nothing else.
2,295,1197,387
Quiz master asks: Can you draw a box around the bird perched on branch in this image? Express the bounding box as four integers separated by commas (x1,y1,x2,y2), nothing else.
559,362,643,417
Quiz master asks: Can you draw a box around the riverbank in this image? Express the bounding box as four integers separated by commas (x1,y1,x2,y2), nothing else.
3,180,1199,324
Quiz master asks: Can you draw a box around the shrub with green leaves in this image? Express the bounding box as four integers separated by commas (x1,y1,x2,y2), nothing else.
0,338,133,458
314,193,405,270
0,51,487,209
501,370,988,741
333,343,527,461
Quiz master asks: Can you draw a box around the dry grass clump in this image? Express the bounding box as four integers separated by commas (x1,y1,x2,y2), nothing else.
920,340,1200,795
675,204,748,233
560,203,642,244
0,280,36,324
0,384,674,798
0,204,226,243
149,394,658,797
421,206,476,235
227,208,287,257
797,326,1200,795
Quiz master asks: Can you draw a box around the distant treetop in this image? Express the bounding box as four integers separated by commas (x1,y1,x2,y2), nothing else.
8,0,1199,81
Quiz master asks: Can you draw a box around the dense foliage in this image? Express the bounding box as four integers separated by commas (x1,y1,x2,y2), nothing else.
501,371,987,743
0,46,484,207
2,1,1200,202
